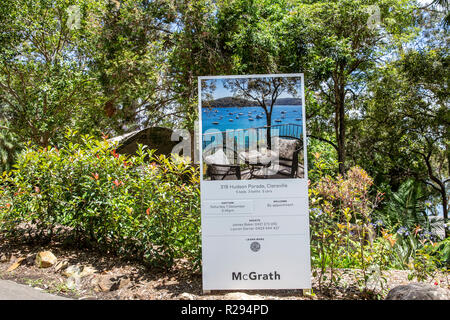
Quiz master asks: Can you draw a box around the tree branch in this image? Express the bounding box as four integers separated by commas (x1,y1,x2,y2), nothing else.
307,134,339,151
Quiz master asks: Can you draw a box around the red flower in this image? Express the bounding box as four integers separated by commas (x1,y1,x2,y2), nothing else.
434,281,439,286
146,208,150,215
6,203,11,209
123,161,132,167
112,150,119,159
91,173,99,180
112,179,123,188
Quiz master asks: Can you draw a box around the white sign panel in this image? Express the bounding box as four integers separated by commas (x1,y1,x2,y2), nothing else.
199,74,310,290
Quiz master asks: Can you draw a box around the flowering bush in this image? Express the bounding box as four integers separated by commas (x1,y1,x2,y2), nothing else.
0,130,201,269
308,155,446,293
309,153,384,291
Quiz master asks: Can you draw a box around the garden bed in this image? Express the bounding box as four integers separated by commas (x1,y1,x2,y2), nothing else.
1,238,448,300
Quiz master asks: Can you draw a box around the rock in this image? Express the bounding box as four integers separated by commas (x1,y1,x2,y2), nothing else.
92,275,131,292
66,276,82,290
54,260,69,272
35,251,57,268
223,292,263,300
179,292,196,300
93,275,116,292
385,283,450,300
117,277,131,290
62,265,81,278
80,266,97,277
62,265,96,278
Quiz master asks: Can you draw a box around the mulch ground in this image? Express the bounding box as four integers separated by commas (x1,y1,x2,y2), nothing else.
0,237,448,300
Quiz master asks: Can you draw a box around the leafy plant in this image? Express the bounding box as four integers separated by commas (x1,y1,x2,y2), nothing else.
0,122,21,173
309,153,383,292
375,179,430,233
408,246,440,282
0,130,201,270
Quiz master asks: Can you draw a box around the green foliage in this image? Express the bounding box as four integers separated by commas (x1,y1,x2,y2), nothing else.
0,122,21,173
358,41,449,234
408,244,441,282
404,236,449,283
0,0,447,288
281,0,418,174
374,179,430,233
0,131,201,270
84,0,177,131
425,237,450,268
368,180,443,270
0,0,104,146
308,160,445,293
374,221,445,272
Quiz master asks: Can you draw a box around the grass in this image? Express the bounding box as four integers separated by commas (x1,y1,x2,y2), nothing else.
23,277,79,297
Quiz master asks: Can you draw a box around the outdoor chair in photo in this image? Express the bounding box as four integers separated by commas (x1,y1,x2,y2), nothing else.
251,136,304,179
203,133,304,180
203,148,242,180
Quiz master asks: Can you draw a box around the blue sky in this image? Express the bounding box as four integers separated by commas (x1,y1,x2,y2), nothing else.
203,78,302,100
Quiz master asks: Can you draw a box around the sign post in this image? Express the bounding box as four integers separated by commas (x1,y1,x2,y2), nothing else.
198,74,310,291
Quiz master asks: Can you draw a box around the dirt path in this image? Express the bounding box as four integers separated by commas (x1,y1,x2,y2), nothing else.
0,238,448,300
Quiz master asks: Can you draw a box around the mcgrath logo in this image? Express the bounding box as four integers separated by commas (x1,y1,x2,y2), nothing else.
250,241,261,252
232,271,281,281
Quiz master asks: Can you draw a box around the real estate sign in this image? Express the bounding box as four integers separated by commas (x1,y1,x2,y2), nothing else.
198,74,310,290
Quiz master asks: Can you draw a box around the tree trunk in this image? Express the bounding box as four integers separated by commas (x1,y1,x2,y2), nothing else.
334,74,346,176
423,151,448,238
442,189,448,238
337,102,346,175
266,112,272,149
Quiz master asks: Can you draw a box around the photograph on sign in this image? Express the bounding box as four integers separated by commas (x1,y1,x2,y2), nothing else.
201,76,305,181
199,74,311,290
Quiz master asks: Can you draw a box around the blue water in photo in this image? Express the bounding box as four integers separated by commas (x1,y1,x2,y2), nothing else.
202,105,303,134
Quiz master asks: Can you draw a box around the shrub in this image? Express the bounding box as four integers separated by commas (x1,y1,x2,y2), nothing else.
309,153,384,292
371,179,443,270
0,130,201,270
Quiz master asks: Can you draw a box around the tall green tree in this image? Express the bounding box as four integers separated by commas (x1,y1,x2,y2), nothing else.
84,0,177,133
0,0,103,146
362,47,449,237
280,0,417,174
167,0,233,132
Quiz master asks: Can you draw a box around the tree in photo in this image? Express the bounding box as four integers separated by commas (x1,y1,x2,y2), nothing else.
223,77,301,149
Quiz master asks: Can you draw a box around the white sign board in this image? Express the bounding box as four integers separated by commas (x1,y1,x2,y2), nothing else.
199,74,310,290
